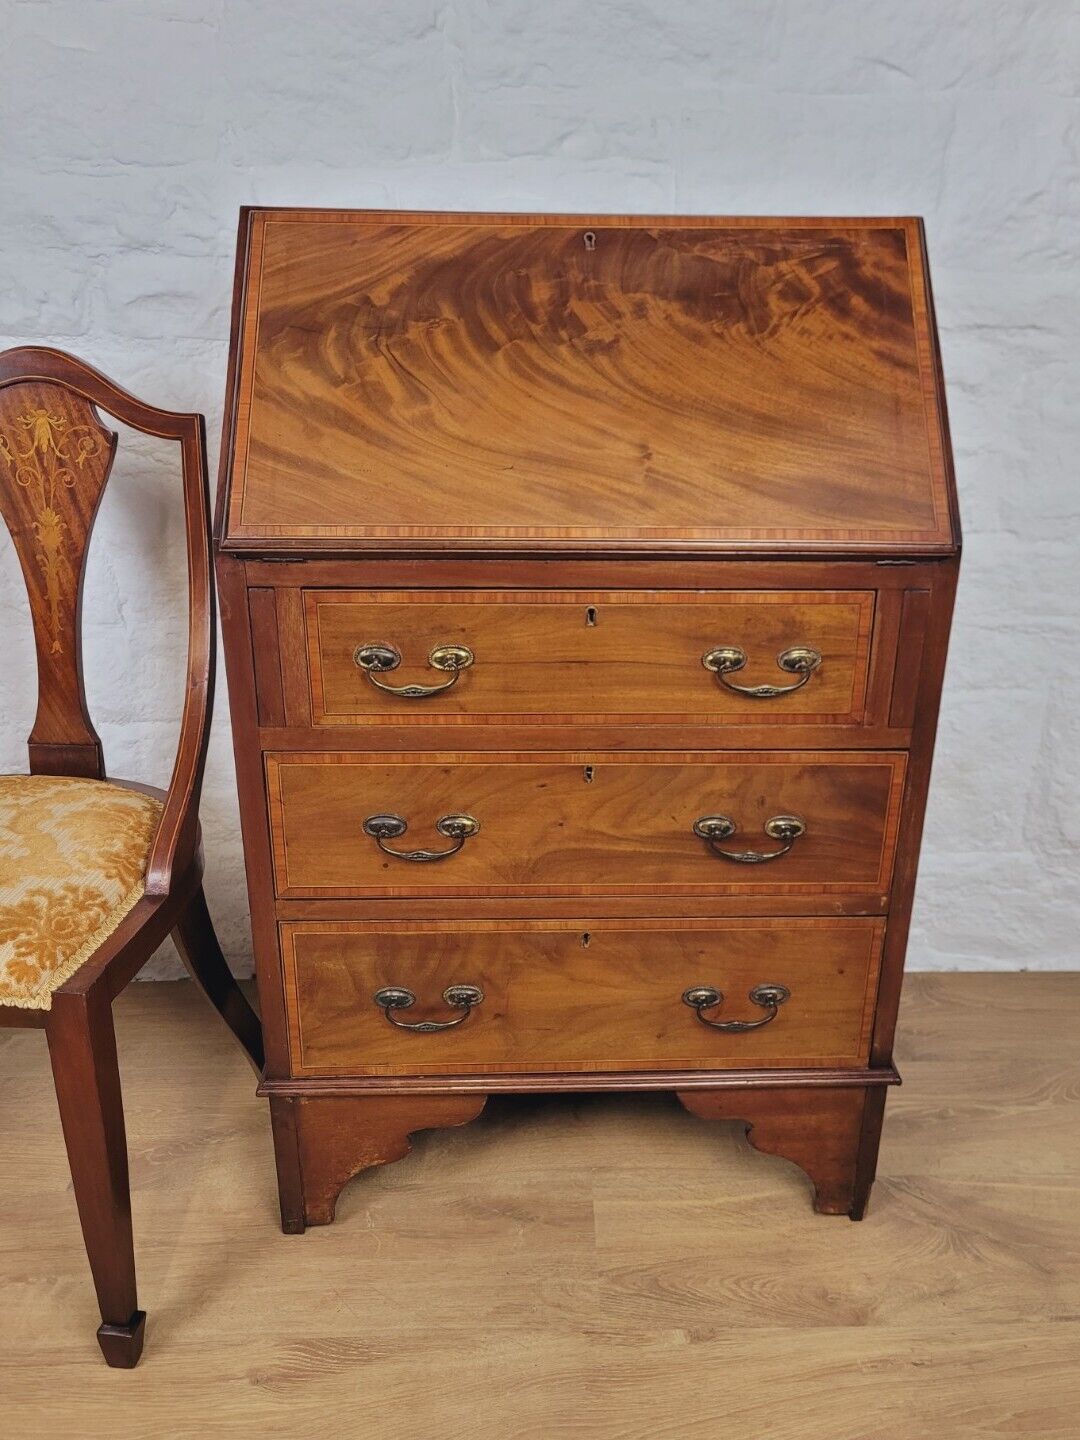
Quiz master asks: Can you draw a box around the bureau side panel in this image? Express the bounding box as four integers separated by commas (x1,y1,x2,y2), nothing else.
869,556,959,1064
215,557,292,1075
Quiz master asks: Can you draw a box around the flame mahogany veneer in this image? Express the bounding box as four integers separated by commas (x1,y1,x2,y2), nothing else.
216,210,959,1229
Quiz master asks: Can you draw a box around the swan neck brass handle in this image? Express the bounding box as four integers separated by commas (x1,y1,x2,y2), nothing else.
354,642,473,698
373,984,484,1032
362,813,479,862
693,814,805,864
703,645,821,698
682,983,790,1032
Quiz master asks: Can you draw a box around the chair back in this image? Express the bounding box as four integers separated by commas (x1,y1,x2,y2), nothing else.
0,347,213,895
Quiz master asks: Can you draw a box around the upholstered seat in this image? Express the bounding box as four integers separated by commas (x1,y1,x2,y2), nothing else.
0,775,163,1010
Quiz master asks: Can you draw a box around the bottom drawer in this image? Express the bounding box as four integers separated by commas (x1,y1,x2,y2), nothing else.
281,918,884,1077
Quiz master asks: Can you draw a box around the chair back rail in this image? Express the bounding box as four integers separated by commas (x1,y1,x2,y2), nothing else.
0,346,213,896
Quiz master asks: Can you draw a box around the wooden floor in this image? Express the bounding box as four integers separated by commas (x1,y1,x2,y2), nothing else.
1,973,1078,1438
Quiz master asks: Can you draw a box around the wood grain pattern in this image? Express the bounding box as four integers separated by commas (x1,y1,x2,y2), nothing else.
306,588,875,726
222,211,957,554
265,749,907,899
281,917,884,1076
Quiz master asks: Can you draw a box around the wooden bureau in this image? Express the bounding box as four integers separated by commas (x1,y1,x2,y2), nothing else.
215,210,959,1229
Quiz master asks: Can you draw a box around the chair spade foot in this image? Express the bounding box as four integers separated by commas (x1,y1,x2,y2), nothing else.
96,1310,146,1368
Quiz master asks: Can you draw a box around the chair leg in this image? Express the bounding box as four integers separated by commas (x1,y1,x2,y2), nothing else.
46,989,146,1368
171,883,264,1073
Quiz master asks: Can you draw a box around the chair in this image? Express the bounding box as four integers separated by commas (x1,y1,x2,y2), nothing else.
0,347,263,1367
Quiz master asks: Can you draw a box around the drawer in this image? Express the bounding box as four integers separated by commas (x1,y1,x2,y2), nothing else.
305,590,876,726
266,751,906,899
281,918,885,1076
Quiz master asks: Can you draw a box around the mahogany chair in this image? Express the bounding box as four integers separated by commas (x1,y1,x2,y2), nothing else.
0,347,263,1367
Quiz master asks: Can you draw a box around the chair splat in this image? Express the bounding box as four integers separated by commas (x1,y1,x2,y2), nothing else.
0,381,116,777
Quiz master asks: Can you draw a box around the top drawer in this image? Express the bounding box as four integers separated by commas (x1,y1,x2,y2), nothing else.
305,590,875,727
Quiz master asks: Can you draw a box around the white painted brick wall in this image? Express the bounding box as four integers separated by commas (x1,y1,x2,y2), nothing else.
2,0,1077,974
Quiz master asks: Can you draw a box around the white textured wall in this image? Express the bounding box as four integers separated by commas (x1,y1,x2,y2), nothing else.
2,1,1077,974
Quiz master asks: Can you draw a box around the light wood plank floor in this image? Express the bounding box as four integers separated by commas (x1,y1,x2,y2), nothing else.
1,973,1078,1438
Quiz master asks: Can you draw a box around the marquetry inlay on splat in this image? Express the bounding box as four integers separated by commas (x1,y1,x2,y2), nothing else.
0,381,116,748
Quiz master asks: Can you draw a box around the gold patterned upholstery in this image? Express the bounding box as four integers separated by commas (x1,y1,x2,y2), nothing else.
0,775,163,1010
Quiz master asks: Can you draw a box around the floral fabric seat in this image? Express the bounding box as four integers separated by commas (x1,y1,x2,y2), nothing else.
0,775,163,1010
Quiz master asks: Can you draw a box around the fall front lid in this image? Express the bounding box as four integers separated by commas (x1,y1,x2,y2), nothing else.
220,210,958,554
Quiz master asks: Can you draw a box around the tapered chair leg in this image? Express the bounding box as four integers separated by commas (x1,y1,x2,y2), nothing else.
46,989,145,1368
172,883,264,1073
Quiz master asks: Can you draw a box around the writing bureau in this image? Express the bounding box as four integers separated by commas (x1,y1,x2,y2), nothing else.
215,210,959,1229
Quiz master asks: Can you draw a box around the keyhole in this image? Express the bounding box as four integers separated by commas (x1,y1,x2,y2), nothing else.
581,932,591,948
583,231,596,251
583,765,595,783
586,606,597,627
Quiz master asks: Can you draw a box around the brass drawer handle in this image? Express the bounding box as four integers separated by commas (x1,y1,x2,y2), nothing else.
362,812,479,862
693,814,806,864
373,984,484,1032
353,642,473,698
702,645,821,698
682,983,791,1032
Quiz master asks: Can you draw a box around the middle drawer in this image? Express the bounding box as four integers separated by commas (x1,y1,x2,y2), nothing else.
266,751,906,899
